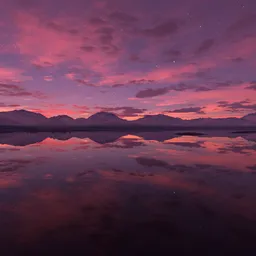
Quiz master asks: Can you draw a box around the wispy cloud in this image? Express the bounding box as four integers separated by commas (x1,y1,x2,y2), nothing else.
167,107,205,114
0,83,46,99
95,106,147,117
136,87,170,98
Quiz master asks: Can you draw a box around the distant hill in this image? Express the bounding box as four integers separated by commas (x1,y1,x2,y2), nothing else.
0,109,255,128
86,112,127,125
133,114,183,126
0,110,47,126
242,113,256,123
48,115,74,126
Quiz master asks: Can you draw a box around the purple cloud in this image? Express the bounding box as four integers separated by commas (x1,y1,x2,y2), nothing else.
0,103,21,108
228,14,256,34
109,11,138,23
167,107,205,114
232,57,244,62
96,106,147,117
246,81,256,90
129,79,155,85
47,22,79,35
195,39,215,55
218,100,256,112
80,46,95,52
89,17,106,26
142,20,179,37
0,83,46,99
136,87,170,98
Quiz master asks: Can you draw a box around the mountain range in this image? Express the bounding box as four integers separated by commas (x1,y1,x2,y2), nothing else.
0,109,256,128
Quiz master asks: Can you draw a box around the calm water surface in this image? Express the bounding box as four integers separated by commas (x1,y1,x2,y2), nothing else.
0,131,256,255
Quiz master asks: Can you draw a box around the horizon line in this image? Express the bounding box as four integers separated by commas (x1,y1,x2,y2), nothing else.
1,108,255,122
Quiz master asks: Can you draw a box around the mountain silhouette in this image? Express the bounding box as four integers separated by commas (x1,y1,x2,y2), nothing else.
242,113,256,123
0,109,256,129
0,110,47,125
48,115,75,126
86,112,127,125
133,114,183,126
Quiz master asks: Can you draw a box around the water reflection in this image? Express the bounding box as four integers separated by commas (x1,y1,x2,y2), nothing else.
0,132,256,255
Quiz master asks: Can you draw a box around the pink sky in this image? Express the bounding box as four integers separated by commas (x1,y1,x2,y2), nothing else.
0,0,255,119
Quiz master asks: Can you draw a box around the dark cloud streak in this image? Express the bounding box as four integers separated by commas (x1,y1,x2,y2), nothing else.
142,20,179,37
218,100,256,112
136,87,170,98
0,83,46,99
96,106,147,117
195,39,215,55
167,107,205,114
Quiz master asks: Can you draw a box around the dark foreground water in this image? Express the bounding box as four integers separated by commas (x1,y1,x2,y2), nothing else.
0,131,256,255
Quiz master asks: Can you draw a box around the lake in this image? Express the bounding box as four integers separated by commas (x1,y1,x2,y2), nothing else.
0,131,256,255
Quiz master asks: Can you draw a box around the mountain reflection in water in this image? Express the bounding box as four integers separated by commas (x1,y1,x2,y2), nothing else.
0,131,256,255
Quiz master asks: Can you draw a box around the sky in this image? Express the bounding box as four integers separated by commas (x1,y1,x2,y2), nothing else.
0,0,255,120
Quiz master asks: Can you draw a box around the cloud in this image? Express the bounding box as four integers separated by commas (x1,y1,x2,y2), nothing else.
128,54,149,63
194,81,242,92
0,67,32,83
0,83,46,98
195,39,215,55
101,45,120,55
32,61,53,69
142,20,179,37
95,26,115,45
112,83,125,88
0,159,35,173
111,79,154,88
80,46,95,52
134,82,215,98
136,157,172,170
129,79,155,85
100,137,145,149
129,54,141,62
136,87,170,98
15,10,123,77
72,104,89,111
74,79,96,87
64,68,98,87
247,165,256,171
246,81,256,90
227,14,256,34
16,12,83,66
217,100,256,112
169,83,192,91
172,67,213,80
95,106,147,117
232,57,244,62
194,86,212,92
218,143,256,155
89,17,106,26
109,11,138,23
167,107,205,114
165,141,204,148
164,49,182,57
44,75,53,82
47,21,79,35
0,103,21,108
